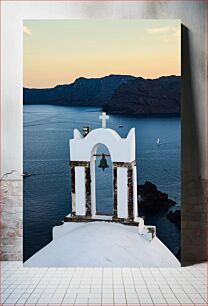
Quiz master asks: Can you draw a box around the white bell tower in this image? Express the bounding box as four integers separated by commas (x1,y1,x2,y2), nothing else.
68,113,138,223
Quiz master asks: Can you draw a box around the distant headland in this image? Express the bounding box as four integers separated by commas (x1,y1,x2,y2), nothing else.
23,74,181,116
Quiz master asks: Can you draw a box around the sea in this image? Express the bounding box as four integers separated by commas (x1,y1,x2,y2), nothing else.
23,105,181,262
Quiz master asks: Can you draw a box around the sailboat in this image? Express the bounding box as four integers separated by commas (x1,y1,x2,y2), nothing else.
157,138,160,145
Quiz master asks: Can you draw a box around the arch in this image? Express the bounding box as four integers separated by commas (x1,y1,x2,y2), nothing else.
90,142,113,218
69,127,138,222
70,128,136,162
93,143,113,216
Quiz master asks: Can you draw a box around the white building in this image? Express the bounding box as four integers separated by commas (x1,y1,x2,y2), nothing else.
24,112,180,267
68,112,138,222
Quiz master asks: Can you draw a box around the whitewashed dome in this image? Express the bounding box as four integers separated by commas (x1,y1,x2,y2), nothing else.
24,222,180,267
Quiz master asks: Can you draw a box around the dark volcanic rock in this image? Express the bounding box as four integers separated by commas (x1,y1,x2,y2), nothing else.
138,181,176,210
23,74,136,106
167,209,181,227
104,75,181,115
24,74,181,116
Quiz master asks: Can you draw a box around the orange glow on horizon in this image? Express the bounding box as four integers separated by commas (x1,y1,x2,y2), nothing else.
24,19,181,88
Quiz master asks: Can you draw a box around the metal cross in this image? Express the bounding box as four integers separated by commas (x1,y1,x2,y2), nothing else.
99,112,109,128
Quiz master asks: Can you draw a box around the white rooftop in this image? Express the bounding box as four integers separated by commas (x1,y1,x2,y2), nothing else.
24,222,180,267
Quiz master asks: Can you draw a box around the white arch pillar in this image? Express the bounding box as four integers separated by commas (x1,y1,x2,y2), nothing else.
90,156,96,218
133,165,138,219
117,167,128,218
75,166,86,216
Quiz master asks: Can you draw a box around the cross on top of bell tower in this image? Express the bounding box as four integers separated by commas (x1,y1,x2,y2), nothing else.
99,112,109,128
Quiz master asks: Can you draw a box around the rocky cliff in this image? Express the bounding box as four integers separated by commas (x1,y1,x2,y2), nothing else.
104,75,180,115
24,74,180,115
23,74,135,106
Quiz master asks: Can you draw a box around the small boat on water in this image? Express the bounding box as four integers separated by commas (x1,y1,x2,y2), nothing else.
23,172,32,177
118,125,124,128
157,138,161,145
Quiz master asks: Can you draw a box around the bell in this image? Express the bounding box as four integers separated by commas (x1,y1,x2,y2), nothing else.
98,153,109,171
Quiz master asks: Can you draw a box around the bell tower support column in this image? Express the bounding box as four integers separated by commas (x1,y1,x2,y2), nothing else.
113,166,118,219
70,165,76,214
112,161,136,222
127,167,134,221
70,161,91,217
85,165,91,216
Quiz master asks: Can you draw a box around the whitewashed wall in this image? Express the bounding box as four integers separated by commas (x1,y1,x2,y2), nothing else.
70,128,135,162
133,166,138,219
75,167,86,216
117,167,128,219
70,127,136,218
1,1,207,263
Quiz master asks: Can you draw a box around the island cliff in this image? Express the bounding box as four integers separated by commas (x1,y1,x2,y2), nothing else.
24,74,181,116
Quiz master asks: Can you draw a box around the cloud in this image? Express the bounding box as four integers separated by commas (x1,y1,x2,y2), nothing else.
23,26,32,36
146,26,179,35
146,26,180,43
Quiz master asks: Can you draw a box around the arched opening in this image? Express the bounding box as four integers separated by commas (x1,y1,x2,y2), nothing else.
90,143,113,217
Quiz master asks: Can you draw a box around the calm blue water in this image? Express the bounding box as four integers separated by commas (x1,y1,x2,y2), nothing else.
23,105,181,261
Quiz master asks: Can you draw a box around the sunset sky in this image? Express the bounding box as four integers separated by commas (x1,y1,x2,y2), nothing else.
23,19,181,88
